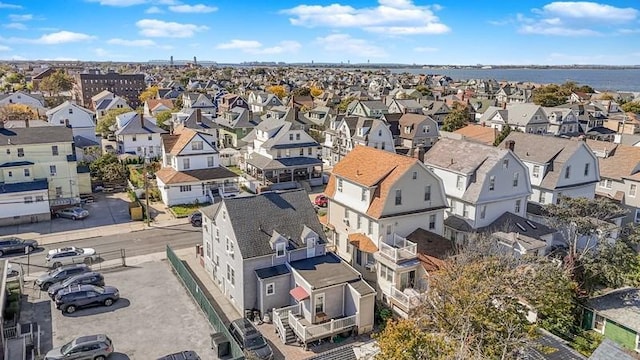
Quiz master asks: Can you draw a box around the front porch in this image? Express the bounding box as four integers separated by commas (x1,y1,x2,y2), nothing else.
273,305,357,348
387,285,427,318
243,153,324,187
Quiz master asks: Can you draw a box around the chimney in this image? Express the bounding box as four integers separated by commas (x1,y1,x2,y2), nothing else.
140,113,144,128
503,102,507,109
413,146,425,162
196,108,202,124
504,139,515,151
25,118,29,128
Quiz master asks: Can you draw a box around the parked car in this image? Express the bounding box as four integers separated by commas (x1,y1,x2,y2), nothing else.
55,207,90,220
36,264,91,291
189,211,202,227
229,318,273,360
44,334,113,360
47,272,105,299
46,246,98,268
314,194,328,207
0,237,38,257
55,284,120,314
157,351,201,360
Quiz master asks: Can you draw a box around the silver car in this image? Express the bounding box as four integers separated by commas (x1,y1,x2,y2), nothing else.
44,334,113,360
55,207,89,220
46,247,98,268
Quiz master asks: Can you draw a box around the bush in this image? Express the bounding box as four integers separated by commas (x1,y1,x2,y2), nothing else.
374,301,394,330
571,330,603,356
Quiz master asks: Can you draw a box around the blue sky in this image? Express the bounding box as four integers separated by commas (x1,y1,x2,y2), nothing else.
0,0,639,65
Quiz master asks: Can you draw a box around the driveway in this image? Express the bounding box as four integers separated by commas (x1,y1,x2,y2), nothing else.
0,192,133,237
38,261,218,359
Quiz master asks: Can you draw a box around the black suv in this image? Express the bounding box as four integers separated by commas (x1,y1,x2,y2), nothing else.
189,212,202,226
229,318,273,360
0,237,38,257
47,272,105,299
36,264,90,290
55,284,120,314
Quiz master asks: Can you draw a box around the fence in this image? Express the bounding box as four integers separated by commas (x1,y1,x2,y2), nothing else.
166,245,245,360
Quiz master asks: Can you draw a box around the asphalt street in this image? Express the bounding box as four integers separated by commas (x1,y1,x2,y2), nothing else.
4,223,202,270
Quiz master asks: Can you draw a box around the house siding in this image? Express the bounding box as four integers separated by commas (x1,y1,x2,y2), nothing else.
258,274,291,317
604,320,637,351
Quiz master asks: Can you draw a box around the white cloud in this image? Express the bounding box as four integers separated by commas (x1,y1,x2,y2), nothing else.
4,23,26,30
87,0,148,6
169,4,217,13
136,19,208,38
93,48,110,57
145,6,163,13
541,2,638,22
315,34,386,58
107,38,156,46
0,2,21,9
619,29,640,34
8,14,32,21
281,0,450,35
216,39,301,55
0,45,11,51
33,31,96,44
519,24,599,36
414,46,438,52
9,55,26,60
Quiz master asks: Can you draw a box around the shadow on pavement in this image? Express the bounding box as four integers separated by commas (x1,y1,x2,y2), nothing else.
61,298,131,318
20,297,54,353
109,352,131,360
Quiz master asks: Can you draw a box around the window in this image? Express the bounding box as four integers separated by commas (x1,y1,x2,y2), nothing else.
289,134,293,141
226,265,235,286
631,184,637,198
315,293,325,314
450,199,457,213
368,219,373,235
380,264,393,282
7,171,12,177
424,185,431,201
206,242,212,259
565,166,571,179
429,214,436,230
584,163,590,177
24,196,33,203
361,188,367,201
276,242,286,257
55,187,63,198
593,314,604,333
215,228,219,242
480,205,486,219
355,248,362,265
503,159,509,168
226,238,235,258
36,195,44,202
132,135,136,142
513,172,519,187
296,133,300,140
266,283,275,296
299,148,304,155
68,108,73,114
456,175,463,190
489,176,495,191
17,148,24,157
635,209,640,224
207,156,214,167
357,215,362,229
412,171,417,180
191,141,203,150
49,165,57,176
515,200,521,213
148,135,152,141
52,145,59,156
539,191,546,204
179,185,191,192
599,179,612,189
463,204,469,218
395,189,402,205
24,168,29,177
307,147,312,155
337,179,343,192
533,165,540,178
183,158,190,169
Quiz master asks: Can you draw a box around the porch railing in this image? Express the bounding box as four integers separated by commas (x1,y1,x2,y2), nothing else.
379,234,417,262
389,286,426,312
273,305,299,343
288,312,357,344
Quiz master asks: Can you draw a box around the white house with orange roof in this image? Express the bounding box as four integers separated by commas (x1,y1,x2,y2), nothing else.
323,145,448,316
143,99,174,116
155,126,239,206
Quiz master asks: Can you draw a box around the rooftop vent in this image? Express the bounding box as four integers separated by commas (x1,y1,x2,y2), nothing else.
516,223,527,232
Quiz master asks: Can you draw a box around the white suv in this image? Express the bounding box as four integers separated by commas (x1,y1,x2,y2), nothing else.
46,247,98,268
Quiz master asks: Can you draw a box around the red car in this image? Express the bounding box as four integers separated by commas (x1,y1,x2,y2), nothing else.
314,194,328,207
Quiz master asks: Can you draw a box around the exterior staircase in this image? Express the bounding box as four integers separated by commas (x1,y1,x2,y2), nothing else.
283,322,297,344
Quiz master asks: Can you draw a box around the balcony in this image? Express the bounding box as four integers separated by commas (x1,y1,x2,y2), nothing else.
379,234,417,263
388,286,426,316
272,305,357,346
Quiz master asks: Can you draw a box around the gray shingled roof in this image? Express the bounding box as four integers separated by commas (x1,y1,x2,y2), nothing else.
587,287,640,332
114,113,167,135
0,126,73,145
208,189,326,259
589,339,638,360
522,329,586,360
479,212,556,240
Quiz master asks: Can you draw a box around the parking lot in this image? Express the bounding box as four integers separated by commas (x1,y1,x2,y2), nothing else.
37,260,219,359
0,192,133,238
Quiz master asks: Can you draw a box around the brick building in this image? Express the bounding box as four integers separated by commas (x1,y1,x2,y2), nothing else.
74,69,146,109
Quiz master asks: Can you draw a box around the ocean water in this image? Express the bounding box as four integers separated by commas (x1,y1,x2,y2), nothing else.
388,68,640,92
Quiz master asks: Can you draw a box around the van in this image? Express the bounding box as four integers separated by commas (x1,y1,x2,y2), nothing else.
228,318,273,360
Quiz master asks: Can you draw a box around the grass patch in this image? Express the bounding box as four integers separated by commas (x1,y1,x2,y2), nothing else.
227,166,244,176
170,202,211,218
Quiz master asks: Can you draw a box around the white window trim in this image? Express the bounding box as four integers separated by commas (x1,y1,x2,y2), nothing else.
275,242,286,258
593,313,605,334
266,282,275,296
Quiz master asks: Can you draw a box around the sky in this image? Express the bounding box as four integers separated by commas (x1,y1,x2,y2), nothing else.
0,0,639,65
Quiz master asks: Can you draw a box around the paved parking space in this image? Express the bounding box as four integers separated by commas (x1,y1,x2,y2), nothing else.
47,261,218,359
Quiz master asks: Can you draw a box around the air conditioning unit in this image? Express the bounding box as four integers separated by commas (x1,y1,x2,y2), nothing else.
365,263,376,272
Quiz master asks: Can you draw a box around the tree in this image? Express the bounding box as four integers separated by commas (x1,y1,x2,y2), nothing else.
374,319,455,360
337,96,356,113
155,110,172,131
493,125,512,146
441,102,468,132
415,85,432,97
139,86,159,103
532,84,569,107
0,104,37,121
266,85,286,98
101,162,127,183
5,72,24,84
89,153,124,181
38,69,74,96
291,87,311,97
96,108,133,136
622,101,640,114
310,86,323,98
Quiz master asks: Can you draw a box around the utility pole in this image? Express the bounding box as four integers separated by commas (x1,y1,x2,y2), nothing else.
142,110,151,227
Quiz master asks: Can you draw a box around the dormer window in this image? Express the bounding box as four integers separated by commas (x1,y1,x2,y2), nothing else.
276,242,286,257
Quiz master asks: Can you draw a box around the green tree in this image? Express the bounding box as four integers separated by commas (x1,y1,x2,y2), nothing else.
493,125,512,146
39,69,74,96
532,84,569,107
96,108,133,136
375,319,455,360
155,110,172,131
621,101,640,114
5,72,24,84
139,85,159,103
337,96,356,113
0,104,37,121
415,85,432,97
291,87,311,97
89,153,120,179
441,102,469,132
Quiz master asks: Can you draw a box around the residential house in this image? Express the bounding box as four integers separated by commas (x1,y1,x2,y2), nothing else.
604,113,640,135
452,124,498,146
495,84,534,104
545,107,580,136
323,116,359,167
351,118,395,153
143,99,174,116
242,118,323,187
247,91,283,114
570,91,592,104
0,123,80,225
45,101,97,144
396,113,439,153
420,100,450,126
113,112,167,157
182,92,217,115
590,339,639,360
387,99,423,114
582,287,640,352
480,104,549,134
200,190,375,347
424,138,536,244
94,95,132,121
215,107,260,149
171,108,219,139
501,132,600,221
347,100,389,119
0,91,46,117
323,146,448,315
155,126,237,206
217,94,249,116
587,139,640,225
